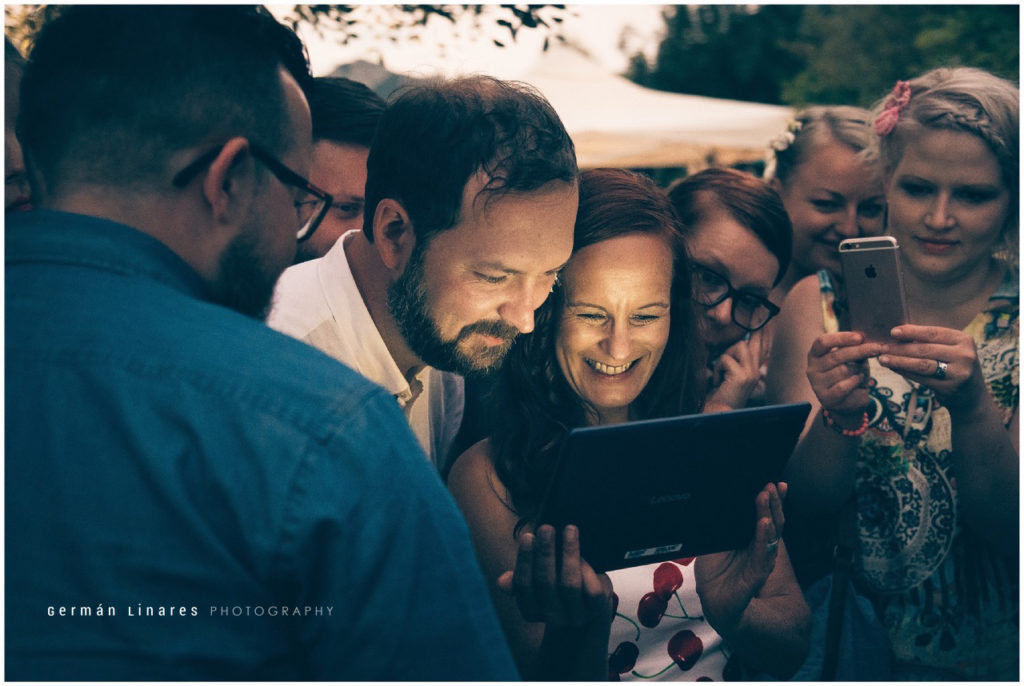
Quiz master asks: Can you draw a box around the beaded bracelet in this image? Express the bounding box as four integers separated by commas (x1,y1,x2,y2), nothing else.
821,408,869,437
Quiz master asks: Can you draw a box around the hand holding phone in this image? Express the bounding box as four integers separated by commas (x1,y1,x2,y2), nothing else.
838,237,909,344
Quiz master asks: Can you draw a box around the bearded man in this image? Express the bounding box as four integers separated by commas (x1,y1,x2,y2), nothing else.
6,7,518,680
269,76,579,472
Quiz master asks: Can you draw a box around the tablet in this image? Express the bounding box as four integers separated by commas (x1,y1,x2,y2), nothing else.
537,402,811,572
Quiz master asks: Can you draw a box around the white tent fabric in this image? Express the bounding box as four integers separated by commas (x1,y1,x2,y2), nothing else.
516,44,795,169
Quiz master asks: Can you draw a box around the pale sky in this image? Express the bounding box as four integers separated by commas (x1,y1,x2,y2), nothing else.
271,4,670,79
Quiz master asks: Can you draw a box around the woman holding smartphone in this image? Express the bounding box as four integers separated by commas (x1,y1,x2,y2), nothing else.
766,67,1018,679
448,168,809,681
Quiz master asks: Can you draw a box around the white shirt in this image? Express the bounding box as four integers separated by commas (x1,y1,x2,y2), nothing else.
268,232,464,473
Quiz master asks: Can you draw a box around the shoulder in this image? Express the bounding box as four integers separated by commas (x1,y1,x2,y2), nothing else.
448,439,520,529
446,439,525,582
448,439,501,502
266,257,332,335
765,275,828,401
772,273,829,340
164,302,402,446
783,272,830,313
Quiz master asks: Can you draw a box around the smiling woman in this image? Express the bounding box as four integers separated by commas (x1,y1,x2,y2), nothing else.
556,232,674,425
765,106,886,296
447,168,810,681
766,67,1019,680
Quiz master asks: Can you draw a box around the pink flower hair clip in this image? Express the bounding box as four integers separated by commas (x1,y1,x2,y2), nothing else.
874,80,912,136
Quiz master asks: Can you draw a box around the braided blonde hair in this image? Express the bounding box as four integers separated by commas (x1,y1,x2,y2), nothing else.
871,67,1019,269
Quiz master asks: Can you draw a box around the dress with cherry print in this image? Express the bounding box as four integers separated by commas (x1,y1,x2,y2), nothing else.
607,558,736,681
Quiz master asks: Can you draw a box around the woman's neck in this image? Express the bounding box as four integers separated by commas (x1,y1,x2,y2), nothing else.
904,257,1005,329
590,406,630,427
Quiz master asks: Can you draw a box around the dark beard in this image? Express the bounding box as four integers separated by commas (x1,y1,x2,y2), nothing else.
387,245,519,377
213,230,279,321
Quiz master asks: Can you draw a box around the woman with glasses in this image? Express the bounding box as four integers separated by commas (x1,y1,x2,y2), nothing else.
667,168,793,412
447,168,809,681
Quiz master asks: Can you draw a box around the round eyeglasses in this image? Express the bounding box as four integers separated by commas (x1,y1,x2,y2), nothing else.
691,263,780,332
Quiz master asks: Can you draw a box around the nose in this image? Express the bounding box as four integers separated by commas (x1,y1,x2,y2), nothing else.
601,320,632,361
924,192,955,230
496,283,540,334
705,297,734,328
497,300,534,334
835,205,859,238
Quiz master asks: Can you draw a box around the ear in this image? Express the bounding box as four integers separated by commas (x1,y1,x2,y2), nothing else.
768,176,783,194
201,137,257,230
371,198,417,273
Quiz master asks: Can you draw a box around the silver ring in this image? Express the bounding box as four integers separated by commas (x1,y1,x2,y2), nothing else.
933,360,948,380
765,539,779,553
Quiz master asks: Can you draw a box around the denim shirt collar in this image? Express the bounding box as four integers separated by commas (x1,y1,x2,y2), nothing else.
6,209,213,302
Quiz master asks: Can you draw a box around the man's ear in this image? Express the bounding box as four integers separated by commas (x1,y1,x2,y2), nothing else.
371,198,417,272
201,137,256,230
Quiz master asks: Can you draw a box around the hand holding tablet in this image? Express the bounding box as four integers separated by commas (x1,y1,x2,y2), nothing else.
537,403,810,572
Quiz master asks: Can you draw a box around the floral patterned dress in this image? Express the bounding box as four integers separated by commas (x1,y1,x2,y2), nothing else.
817,268,1019,680
607,559,729,681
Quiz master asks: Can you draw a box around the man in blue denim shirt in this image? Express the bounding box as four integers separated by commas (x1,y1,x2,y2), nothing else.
5,6,517,680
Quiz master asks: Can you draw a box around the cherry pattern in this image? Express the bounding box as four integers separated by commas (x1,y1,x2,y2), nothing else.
608,559,725,680
636,562,704,629
608,641,640,680
668,630,704,671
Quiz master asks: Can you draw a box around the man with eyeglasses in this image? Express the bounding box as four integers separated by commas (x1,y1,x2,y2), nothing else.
668,168,793,413
292,76,385,264
5,6,517,680
269,76,579,473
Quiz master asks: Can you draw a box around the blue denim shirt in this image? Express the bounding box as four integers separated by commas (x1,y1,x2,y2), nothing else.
5,211,518,680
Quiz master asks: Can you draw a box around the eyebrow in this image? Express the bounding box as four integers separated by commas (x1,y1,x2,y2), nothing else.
474,259,569,276
896,174,1001,190
694,259,771,297
567,300,670,310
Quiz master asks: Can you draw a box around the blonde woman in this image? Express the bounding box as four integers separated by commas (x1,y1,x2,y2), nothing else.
767,67,1018,680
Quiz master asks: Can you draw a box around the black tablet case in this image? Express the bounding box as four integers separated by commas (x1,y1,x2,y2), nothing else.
538,402,811,572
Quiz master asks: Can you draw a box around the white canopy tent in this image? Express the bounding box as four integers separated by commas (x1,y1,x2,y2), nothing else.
516,44,795,170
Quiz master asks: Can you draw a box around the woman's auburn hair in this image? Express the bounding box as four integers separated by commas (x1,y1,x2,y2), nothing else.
487,168,707,527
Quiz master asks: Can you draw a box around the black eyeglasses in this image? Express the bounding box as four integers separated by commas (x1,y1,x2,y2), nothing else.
172,142,333,242
691,263,780,332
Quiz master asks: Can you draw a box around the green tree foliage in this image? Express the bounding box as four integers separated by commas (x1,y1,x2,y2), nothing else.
782,5,1019,107
632,5,804,104
5,5,566,56
630,5,1019,108
280,5,566,50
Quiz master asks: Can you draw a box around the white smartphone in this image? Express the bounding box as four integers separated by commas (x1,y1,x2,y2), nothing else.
838,236,909,344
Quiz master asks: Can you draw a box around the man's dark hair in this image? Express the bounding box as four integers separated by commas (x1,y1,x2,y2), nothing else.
668,167,793,286
308,76,385,148
363,75,577,244
19,5,311,199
